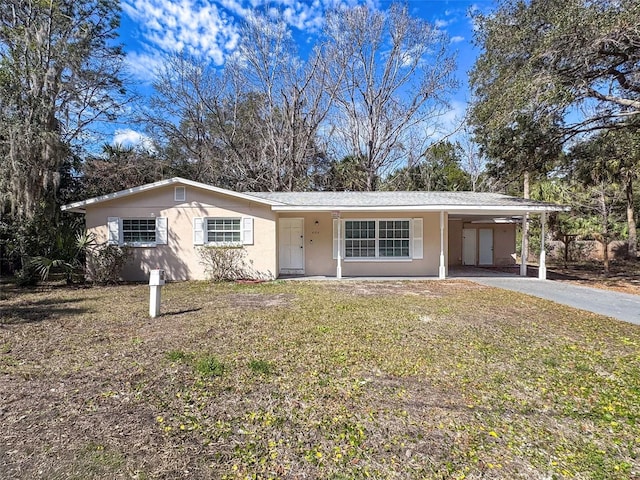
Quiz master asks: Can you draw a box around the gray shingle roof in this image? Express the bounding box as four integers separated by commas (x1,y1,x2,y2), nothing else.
61,176,567,214
247,191,565,210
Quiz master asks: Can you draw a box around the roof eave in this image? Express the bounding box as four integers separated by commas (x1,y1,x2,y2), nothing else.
270,204,570,213
61,177,284,213
62,206,87,214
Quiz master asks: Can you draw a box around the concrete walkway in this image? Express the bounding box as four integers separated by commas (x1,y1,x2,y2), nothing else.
460,273,640,326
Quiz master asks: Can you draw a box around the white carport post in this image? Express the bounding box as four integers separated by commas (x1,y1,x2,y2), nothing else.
439,211,446,279
333,211,342,280
538,212,547,280
520,213,528,276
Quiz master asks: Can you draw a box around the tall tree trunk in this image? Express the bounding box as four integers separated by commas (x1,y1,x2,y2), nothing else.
625,178,637,260
600,188,610,274
523,170,530,198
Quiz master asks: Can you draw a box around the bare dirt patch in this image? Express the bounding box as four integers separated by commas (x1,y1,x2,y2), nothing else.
488,261,640,295
218,292,295,309
546,261,640,295
324,279,489,297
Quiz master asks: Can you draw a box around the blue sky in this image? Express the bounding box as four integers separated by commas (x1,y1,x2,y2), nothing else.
114,0,497,146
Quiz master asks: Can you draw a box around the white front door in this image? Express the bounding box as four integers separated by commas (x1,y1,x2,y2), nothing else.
279,218,304,274
478,228,494,265
462,228,477,266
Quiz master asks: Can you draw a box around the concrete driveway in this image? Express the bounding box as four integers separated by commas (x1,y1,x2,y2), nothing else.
458,271,640,325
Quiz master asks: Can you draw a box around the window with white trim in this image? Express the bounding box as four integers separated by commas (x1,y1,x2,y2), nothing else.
123,219,157,243
345,221,376,258
344,219,411,259
379,220,410,257
206,218,241,243
193,217,253,246
108,216,167,247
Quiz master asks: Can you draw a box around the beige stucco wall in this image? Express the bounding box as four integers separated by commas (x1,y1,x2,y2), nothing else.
447,219,464,266
492,223,517,265
84,185,277,281
278,211,446,277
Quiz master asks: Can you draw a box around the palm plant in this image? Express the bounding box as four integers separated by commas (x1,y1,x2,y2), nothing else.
30,230,96,283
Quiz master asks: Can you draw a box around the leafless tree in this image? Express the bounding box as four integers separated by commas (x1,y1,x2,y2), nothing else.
323,3,457,190
146,11,345,192
227,11,345,191
458,126,488,192
147,53,226,184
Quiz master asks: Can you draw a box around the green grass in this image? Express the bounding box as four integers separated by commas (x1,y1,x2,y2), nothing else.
165,349,191,362
195,354,225,377
0,279,638,479
248,359,274,375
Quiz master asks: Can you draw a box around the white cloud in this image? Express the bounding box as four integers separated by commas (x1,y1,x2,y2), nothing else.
450,35,465,44
468,4,482,15
122,0,238,65
113,129,155,151
124,50,165,83
122,0,383,67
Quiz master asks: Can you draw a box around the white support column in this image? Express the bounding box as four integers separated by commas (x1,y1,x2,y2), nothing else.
538,212,547,280
520,213,528,276
439,211,446,279
336,217,342,280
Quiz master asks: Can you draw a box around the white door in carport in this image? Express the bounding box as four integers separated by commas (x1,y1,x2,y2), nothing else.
279,218,304,273
462,228,476,265
478,228,494,265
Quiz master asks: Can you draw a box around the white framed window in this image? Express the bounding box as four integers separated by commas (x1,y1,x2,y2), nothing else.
207,218,241,243
335,218,422,261
345,220,376,258
108,217,167,247
123,219,157,243
345,219,410,259
193,217,253,246
378,220,410,257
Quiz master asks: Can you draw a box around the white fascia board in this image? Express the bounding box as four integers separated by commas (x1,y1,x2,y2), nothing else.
270,204,569,213
61,177,284,213
446,205,570,215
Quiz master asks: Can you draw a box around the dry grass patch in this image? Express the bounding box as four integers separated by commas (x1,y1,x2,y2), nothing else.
1,280,639,479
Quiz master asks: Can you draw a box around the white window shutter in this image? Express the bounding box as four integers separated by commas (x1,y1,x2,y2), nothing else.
332,219,339,259
242,217,254,245
156,217,168,245
412,218,423,259
107,217,120,245
193,217,204,245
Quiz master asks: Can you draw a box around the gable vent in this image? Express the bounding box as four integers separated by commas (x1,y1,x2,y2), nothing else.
174,186,186,202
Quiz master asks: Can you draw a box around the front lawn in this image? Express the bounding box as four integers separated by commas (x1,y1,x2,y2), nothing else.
1,280,638,479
